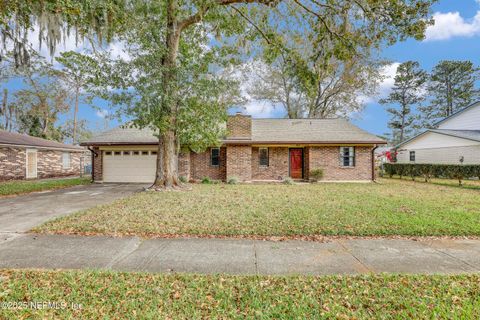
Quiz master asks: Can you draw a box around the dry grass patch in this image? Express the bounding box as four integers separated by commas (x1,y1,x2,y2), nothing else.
33,178,480,237
1,270,479,319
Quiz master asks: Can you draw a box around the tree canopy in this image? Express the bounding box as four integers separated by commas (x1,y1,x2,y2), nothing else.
0,0,127,67
1,0,438,188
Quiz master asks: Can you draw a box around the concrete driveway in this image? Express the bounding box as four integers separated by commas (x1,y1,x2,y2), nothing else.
0,183,144,234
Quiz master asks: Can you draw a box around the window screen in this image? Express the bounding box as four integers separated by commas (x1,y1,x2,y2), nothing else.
340,147,355,167
62,152,71,169
211,148,220,166
259,148,269,166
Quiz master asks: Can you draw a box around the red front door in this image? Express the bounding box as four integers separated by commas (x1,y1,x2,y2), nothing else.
289,148,303,179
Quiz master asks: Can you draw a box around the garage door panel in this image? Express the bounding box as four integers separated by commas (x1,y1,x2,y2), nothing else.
103,152,156,183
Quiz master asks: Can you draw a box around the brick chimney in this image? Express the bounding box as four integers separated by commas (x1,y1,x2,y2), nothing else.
226,112,252,139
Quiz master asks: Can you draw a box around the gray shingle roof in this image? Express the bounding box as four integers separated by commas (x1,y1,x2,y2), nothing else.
83,118,386,145
83,126,158,145
247,118,385,143
430,129,480,142
0,129,83,151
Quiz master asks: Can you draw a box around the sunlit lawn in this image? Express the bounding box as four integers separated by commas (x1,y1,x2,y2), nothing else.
34,178,480,237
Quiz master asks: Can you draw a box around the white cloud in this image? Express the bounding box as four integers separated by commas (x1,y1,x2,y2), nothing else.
377,62,399,97
95,109,109,118
425,11,480,41
242,101,277,118
358,62,399,104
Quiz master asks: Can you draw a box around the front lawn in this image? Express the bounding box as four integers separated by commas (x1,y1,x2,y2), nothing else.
0,270,479,319
34,178,480,237
0,177,91,197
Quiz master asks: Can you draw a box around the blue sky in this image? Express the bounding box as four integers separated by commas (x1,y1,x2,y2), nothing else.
352,0,480,136
3,0,480,138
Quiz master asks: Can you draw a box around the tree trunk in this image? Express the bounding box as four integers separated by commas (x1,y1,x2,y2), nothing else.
150,0,181,190
400,104,406,143
2,89,7,130
73,86,79,144
152,129,180,189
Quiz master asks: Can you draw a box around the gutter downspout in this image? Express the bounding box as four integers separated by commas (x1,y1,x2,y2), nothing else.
371,145,379,182
87,147,97,183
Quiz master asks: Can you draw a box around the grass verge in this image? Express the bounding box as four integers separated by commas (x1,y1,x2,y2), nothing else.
0,270,479,319
34,178,480,238
0,177,91,197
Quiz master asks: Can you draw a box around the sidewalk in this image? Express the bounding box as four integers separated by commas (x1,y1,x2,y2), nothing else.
0,233,479,275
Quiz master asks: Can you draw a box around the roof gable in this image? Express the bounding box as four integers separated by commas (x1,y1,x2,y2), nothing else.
396,129,480,149
435,101,480,130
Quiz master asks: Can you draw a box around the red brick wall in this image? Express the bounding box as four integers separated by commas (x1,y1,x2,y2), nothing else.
0,147,83,181
190,147,226,181
304,147,310,180
178,151,190,180
93,147,103,181
0,147,26,181
226,145,252,181
308,146,373,181
227,114,251,139
37,150,82,179
251,147,289,180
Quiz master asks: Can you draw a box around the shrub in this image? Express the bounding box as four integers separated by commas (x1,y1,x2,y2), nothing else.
383,163,480,186
227,176,239,185
201,177,212,184
309,168,324,182
179,176,188,183
282,177,294,185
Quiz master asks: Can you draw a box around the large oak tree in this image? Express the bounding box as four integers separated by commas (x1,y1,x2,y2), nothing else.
2,0,437,189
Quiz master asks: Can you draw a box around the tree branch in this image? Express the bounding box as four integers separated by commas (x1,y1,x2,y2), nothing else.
179,0,279,31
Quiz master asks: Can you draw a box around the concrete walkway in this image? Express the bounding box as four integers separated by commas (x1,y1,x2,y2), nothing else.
0,234,479,275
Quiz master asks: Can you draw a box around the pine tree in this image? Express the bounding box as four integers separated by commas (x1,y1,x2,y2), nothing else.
420,60,480,127
380,61,427,144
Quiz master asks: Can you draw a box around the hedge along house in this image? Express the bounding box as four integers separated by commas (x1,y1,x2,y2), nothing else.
0,129,86,181
396,101,480,165
84,114,386,183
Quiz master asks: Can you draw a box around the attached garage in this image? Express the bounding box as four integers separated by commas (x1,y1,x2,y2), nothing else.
103,149,157,183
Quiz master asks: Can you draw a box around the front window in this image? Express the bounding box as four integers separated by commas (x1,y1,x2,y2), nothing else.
210,148,220,166
410,151,415,162
259,148,269,167
62,152,71,169
340,147,355,167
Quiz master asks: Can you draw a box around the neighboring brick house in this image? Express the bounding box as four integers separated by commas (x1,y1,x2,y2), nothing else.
83,114,386,183
0,129,85,181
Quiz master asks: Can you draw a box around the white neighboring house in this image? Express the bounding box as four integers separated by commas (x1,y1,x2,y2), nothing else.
396,101,480,165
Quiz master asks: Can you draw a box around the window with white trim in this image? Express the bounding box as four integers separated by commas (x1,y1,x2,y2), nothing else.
259,148,269,167
210,148,220,166
409,151,415,162
340,147,355,167
62,152,71,169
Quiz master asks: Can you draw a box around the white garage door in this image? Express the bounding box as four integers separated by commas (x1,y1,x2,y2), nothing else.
103,150,157,183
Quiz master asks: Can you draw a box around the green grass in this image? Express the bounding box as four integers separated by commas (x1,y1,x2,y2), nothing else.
34,178,480,237
0,177,91,196
0,270,479,319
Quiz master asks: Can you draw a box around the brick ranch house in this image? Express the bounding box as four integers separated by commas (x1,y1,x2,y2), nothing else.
0,129,86,181
84,114,386,183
